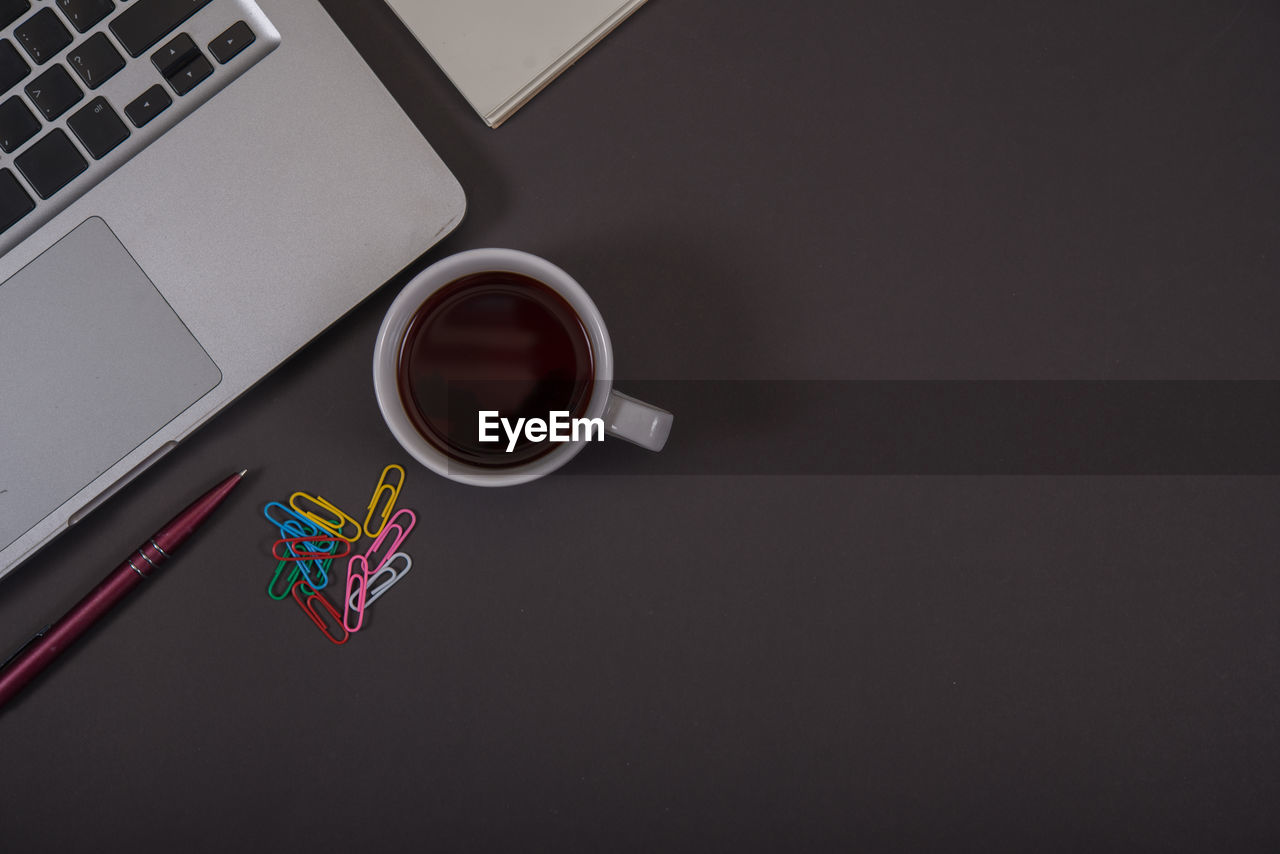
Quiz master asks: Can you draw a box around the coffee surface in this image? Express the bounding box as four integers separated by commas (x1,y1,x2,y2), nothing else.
396,271,594,467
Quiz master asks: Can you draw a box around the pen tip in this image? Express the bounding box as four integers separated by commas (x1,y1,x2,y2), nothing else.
237,469,249,478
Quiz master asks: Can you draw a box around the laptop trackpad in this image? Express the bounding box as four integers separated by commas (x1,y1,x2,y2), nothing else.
0,217,221,551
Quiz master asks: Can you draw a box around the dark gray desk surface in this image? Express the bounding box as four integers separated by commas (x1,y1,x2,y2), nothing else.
3,1,1279,850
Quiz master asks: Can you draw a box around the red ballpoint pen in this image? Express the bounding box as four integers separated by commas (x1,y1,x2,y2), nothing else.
0,469,247,709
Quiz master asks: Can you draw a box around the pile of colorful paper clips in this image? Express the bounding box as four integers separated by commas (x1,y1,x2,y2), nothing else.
263,464,415,645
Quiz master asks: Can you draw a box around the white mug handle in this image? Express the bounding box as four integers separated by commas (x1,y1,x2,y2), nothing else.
603,390,673,451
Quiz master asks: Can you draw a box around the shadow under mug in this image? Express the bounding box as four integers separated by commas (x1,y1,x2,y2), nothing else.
372,248,673,486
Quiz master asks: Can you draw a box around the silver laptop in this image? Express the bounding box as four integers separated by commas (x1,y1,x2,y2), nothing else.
0,0,466,579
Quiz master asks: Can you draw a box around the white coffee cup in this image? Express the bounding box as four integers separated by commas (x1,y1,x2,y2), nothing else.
372,248,673,486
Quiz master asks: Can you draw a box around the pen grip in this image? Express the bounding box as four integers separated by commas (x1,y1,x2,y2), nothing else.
0,557,149,708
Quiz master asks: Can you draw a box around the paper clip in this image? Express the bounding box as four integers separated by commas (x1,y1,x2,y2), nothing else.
291,580,348,645
267,560,302,601
272,536,350,561
263,501,326,539
289,492,363,542
264,503,333,585
362,508,416,575
343,554,370,634
363,464,406,539
295,556,331,591
349,552,412,611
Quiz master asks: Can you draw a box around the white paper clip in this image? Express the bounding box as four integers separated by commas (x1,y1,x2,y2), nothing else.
350,552,412,611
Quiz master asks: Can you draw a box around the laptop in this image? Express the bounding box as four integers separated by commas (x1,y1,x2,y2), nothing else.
0,0,466,580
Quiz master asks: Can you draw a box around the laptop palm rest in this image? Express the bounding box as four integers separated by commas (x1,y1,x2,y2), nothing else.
0,217,221,552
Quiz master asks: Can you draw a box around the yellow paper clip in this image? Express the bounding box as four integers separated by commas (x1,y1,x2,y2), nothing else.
289,492,363,542
363,464,406,539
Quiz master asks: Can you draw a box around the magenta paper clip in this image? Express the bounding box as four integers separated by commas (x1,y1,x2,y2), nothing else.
349,552,412,611
362,508,416,575
343,554,370,634
272,536,350,561
291,580,348,645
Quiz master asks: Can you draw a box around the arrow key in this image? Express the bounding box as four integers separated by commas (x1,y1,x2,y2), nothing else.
209,21,254,64
168,53,213,96
152,32,199,79
124,83,171,127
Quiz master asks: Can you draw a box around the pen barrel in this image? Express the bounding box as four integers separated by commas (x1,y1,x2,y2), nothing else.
0,471,241,711
0,554,152,708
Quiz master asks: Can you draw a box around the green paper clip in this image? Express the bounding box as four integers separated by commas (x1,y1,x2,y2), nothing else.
267,560,301,601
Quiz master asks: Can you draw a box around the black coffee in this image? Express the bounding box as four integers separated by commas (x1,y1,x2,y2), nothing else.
396,271,595,467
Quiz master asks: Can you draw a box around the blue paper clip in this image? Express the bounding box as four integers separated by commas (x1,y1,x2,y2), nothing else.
289,492,363,542
362,508,416,575
343,554,370,634
349,551,412,611
267,559,302,601
263,501,325,538
291,580,348,645
295,555,331,591
264,502,335,588
363,464,406,539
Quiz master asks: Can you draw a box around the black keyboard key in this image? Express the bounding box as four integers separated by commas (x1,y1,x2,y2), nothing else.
123,83,169,127
0,0,30,31
0,39,30,93
56,0,115,34
14,8,73,66
0,167,35,234
15,128,87,199
110,0,212,58
151,32,197,78
209,21,253,64
25,64,82,120
168,53,211,95
67,96,128,158
0,95,39,152
68,32,124,90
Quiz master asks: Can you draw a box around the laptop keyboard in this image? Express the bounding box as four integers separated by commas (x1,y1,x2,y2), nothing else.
0,0,277,250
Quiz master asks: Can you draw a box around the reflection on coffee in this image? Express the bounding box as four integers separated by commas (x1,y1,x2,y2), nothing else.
395,271,595,467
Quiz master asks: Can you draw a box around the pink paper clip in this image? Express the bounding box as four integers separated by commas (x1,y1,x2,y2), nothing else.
343,554,370,634
362,508,416,575
290,580,349,645
272,536,350,561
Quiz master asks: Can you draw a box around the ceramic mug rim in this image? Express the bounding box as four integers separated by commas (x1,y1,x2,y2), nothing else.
372,248,614,486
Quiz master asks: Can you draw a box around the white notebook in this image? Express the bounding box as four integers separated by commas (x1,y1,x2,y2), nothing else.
384,0,648,127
